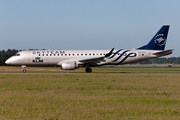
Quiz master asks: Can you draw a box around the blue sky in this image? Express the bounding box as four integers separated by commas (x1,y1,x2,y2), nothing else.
0,0,180,56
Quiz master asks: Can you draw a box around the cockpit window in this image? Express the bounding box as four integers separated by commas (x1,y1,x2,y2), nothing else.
14,54,20,56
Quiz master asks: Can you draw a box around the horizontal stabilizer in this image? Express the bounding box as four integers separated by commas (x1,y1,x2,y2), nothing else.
153,49,174,56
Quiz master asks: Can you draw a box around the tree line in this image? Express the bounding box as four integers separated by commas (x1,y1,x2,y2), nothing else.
0,49,180,66
138,57,179,64
0,49,19,66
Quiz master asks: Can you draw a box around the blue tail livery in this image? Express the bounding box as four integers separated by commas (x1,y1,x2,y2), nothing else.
138,25,169,50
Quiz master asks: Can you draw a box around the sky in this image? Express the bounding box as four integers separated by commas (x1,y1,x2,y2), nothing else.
0,0,180,57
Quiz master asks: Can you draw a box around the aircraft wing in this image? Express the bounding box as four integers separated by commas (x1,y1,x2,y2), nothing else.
79,56,105,64
78,48,114,65
153,49,174,56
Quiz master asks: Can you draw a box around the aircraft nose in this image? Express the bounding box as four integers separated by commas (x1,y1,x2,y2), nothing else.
5,59,11,64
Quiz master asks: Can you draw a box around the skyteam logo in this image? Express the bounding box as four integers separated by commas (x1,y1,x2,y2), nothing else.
107,49,137,64
154,34,166,46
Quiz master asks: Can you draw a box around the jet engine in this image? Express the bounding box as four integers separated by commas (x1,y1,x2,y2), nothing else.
61,62,78,70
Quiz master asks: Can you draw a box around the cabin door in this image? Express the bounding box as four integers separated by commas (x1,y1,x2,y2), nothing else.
27,52,32,62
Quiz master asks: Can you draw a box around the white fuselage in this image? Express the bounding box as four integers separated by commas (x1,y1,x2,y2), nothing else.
5,49,160,67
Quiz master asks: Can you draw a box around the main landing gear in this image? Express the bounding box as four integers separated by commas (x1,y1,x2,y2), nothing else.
85,66,92,73
22,65,26,73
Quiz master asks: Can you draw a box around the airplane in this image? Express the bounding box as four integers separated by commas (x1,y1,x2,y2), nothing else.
5,25,173,73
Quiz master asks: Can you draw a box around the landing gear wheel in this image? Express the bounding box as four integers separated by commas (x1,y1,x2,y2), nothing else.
85,67,92,73
23,69,26,73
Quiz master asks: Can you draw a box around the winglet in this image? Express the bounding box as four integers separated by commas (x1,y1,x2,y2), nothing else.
105,48,114,57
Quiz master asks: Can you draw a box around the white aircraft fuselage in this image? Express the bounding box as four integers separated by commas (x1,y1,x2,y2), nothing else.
6,49,157,66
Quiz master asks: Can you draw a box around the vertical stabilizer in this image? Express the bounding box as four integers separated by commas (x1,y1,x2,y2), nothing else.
138,25,169,50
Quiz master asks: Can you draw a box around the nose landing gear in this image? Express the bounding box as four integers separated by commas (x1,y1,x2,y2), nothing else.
23,68,26,73
22,65,26,73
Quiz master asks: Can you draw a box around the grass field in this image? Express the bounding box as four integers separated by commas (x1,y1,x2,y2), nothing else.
0,66,180,119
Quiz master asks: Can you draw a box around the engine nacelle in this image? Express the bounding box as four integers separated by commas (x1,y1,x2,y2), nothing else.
61,62,78,70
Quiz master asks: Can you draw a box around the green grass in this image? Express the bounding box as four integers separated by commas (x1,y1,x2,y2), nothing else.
92,66,180,73
0,72,180,119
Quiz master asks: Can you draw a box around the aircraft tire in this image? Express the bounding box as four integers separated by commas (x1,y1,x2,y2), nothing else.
23,69,26,73
85,68,92,73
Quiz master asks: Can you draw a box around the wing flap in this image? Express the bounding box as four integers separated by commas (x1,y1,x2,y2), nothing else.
79,57,105,64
